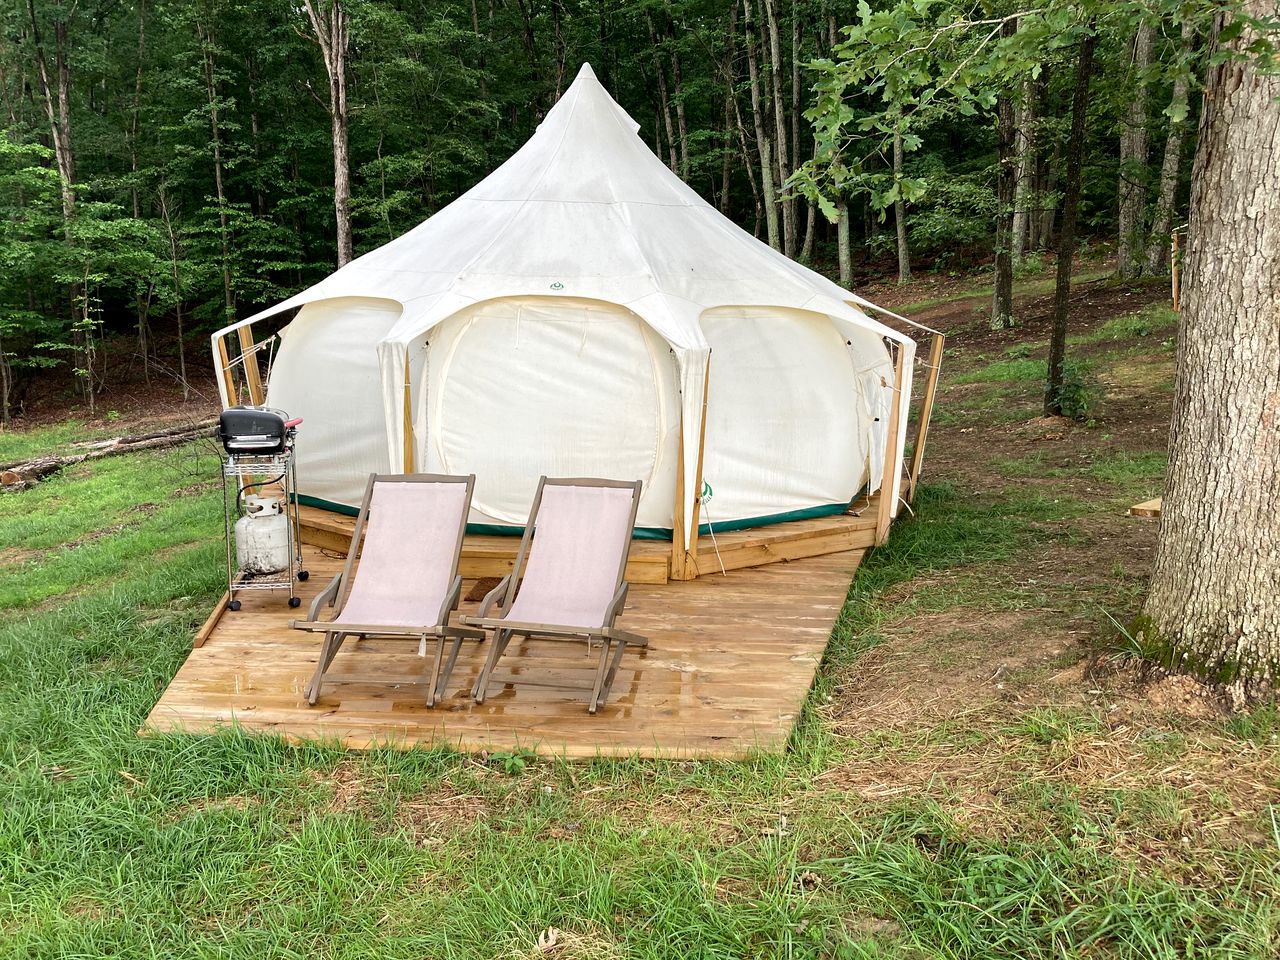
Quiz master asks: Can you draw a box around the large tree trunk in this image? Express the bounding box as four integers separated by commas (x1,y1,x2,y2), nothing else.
1044,28,1096,415
743,0,780,249
303,0,353,267
893,127,911,284
991,18,1018,327
1145,19,1198,275
1142,4,1280,700
1117,21,1155,278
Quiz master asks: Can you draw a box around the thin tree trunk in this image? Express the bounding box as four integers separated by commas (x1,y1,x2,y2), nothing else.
719,0,742,216
645,12,679,172
662,1,690,180
1044,27,1096,415
1146,19,1198,275
893,126,911,284
302,0,353,266
1117,21,1155,278
744,0,780,249
837,198,852,286
1011,75,1036,263
991,18,1018,327
763,0,795,256
198,23,235,323
28,0,88,404
1142,1,1280,699
158,186,189,402
551,0,565,99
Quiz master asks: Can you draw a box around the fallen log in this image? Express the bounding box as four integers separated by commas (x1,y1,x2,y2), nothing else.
1,418,218,490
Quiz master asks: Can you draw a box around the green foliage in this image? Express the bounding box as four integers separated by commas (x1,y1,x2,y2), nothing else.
1050,358,1097,420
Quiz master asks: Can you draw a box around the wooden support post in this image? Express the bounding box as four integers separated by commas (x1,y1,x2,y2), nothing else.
402,352,414,473
237,324,265,405
906,332,945,503
215,335,238,407
875,345,906,546
671,360,711,582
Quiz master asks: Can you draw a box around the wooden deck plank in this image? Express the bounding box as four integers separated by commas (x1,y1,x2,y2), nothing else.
145,543,865,759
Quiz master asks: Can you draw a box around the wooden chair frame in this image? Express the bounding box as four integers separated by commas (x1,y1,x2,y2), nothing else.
290,472,483,707
462,476,646,714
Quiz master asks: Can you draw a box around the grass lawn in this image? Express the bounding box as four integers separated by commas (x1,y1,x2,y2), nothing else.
1,286,1278,958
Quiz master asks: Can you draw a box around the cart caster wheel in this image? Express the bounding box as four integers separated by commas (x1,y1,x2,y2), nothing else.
228,599,242,612
297,570,310,582
288,597,302,608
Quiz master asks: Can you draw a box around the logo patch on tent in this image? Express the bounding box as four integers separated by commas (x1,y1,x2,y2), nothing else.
550,281,564,290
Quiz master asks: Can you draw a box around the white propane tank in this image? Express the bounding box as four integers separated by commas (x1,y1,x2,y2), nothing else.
235,495,290,574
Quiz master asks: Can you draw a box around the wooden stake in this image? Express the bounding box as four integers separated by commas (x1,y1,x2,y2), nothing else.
875,345,906,546
906,332,945,503
237,323,265,405
402,352,414,472
684,362,711,579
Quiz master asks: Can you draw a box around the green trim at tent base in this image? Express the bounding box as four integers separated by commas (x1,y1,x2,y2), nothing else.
294,494,852,541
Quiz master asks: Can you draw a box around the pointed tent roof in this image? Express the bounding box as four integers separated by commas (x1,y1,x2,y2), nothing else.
239,63,909,354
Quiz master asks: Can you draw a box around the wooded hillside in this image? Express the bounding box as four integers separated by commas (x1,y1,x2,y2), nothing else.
2,1,1204,420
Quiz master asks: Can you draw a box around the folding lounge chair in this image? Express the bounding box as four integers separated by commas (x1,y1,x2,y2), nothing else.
290,472,482,707
463,477,647,714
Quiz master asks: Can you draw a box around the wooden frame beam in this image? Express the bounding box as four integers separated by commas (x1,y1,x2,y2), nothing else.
906,332,945,503
402,352,414,472
875,344,906,546
237,323,265,405
671,360,711,582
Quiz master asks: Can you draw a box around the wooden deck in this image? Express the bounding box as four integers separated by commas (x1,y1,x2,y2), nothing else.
145,541,866,759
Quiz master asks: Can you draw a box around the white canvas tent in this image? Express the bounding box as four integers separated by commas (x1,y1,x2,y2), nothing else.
212,63,922,564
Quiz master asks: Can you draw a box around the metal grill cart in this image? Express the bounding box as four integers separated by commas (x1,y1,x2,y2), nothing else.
219,410,308,610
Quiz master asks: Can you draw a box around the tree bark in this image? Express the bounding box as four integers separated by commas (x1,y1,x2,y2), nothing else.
991,18,1018,327
1117,21,1155,278
837,197,852,286
1146,19,1198,275
302,0,353,267
893,127,911,283
1044,28,1096,415
743,0,780,249
1011,75,1036,263
1142,3,1280,699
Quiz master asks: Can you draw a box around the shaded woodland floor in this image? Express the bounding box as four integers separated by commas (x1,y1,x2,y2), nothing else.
1,268,1277,958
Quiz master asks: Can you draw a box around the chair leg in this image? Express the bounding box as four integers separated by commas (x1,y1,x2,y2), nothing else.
433,635,466,705
473,628,513,704
588,637,630,714
305,631,348,705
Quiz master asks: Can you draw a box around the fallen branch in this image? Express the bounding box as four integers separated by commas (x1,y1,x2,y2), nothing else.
1,418,218,490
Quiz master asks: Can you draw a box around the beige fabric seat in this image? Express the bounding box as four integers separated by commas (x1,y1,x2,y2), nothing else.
463,477,646,714
290,473,481,707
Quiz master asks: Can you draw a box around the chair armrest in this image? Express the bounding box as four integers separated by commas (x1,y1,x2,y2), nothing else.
306,573,344,623
604,582,629,625
436,575,463,627
478,575,512,618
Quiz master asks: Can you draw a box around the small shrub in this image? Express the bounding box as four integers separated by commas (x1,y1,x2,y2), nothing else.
1050,359,1097,420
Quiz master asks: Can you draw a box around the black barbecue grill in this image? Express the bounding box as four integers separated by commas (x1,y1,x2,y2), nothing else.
217,405,301,455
